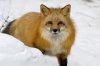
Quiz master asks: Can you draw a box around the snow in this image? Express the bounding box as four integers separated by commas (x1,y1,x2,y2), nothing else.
68,0,100,66
0,33,59,66
0,33,48,66
0,0,100,66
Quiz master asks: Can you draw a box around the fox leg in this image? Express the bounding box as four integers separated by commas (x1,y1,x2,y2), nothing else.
57,55,67,66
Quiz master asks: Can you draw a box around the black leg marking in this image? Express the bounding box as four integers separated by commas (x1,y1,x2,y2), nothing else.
58,56,67,66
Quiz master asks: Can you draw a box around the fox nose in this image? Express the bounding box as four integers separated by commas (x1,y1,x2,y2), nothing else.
53,29,57,32
52,29,59,33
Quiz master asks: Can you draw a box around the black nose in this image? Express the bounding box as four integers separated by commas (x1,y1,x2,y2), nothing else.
53,29,58,32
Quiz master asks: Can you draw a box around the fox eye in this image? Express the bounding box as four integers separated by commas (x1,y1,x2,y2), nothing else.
46,21,52,25
58,21,65,26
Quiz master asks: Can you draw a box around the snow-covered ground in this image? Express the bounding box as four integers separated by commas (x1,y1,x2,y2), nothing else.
0,0,100,66
0,33,58,66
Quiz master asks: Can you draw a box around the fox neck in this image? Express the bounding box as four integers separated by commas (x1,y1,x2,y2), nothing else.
41,30,69,55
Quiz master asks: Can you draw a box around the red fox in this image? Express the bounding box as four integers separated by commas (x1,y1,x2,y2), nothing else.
3,4,75,66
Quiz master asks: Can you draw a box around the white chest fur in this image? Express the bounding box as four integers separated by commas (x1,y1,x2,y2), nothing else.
41,30,69,55
47,37,64,55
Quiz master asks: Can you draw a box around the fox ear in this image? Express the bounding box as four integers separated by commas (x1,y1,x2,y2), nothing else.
61,4,71,16
40,4,51,16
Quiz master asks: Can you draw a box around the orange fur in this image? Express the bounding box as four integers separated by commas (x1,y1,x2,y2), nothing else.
6,4,75,66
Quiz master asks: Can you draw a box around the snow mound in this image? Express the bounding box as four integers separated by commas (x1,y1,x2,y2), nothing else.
0,33,50,66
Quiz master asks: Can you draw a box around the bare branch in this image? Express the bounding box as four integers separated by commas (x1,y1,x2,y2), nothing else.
0,0,12,32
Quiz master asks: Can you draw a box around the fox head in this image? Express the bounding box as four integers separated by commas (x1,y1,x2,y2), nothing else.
40,4,71,40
